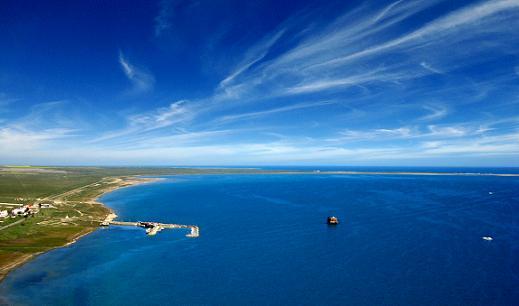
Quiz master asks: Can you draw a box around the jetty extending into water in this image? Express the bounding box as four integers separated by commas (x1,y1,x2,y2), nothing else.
106,220,200,238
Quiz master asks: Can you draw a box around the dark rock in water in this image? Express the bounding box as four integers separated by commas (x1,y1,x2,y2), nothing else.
327,216,339,225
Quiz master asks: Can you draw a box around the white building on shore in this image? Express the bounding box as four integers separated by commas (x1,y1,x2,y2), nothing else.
11,206,29,216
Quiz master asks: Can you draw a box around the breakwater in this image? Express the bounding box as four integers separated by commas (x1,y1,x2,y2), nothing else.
108,220,200,238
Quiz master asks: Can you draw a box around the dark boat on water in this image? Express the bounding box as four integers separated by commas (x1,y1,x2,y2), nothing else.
327,216,339,225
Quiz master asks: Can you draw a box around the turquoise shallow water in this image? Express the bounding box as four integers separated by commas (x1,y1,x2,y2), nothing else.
1,174,518,305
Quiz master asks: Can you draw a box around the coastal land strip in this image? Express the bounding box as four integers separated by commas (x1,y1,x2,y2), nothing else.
0,171,160,281
0,166,518,282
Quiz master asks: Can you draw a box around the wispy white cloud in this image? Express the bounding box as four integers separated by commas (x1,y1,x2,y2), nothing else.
90,0,519,163
91,100,193,143
3,1,519,166
215,100,335,124
2,122,517,166
0,127,76,151
154,0,173,37
4,100,80,130
332,124,479,142
265,0,437,72
118,51,155,93
336,127,413,141
427,125,467,137
0,100,83,154
419,104,448,121
420,62,442,74
9,129,517,165
418,131,519,156
306,0,519,70
121,129,242,150
284,68,403,95
218,29,285,91
214,0,519,98
129,100,190,129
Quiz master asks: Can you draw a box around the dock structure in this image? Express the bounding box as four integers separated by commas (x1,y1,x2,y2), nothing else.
107,220,199,238
162,223,200,238
109,221,138,226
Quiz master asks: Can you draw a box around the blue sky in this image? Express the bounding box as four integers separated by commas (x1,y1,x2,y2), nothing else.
1,0,519,166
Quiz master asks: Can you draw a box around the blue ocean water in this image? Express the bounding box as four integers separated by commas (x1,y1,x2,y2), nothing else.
1,173,518,305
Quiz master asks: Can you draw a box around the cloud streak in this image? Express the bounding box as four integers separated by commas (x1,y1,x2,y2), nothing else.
0,127,76,151
2,1,519,166
419,104,448,121
215,100,335,124
218,29,286,90
118,51,155,94
91,100,193,143
154,0,173,37
215,0,519,98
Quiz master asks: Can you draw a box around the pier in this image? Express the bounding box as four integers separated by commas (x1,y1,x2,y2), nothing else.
107,220,199,238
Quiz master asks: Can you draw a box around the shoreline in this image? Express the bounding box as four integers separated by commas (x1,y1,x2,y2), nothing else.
92,176,164,222
1,170,517,283
0,176,163,283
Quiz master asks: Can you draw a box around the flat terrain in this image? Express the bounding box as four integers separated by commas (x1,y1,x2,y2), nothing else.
0,167,178,279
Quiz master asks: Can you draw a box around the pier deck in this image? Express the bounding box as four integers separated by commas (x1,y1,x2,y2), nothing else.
108,220,199,238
